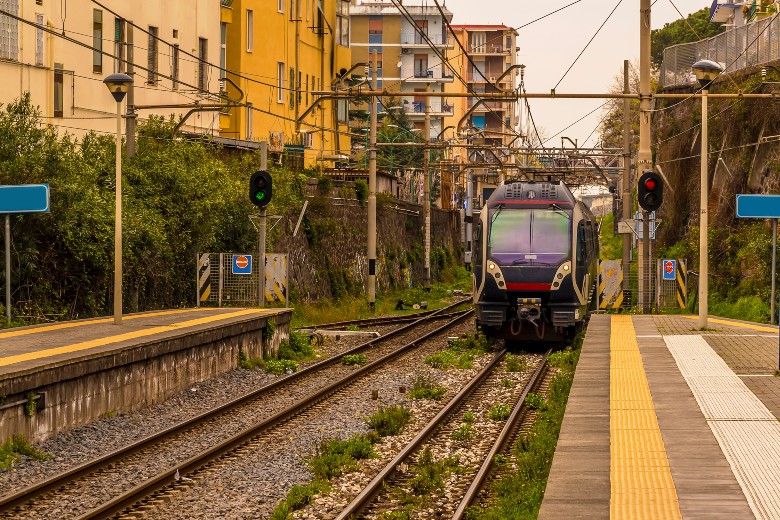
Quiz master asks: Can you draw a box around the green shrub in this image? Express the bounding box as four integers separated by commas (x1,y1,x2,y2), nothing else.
409,448,459,495
505,354,528,373
278,331,314,361
407,376,447,400
262,359,298,375
463,411,475,423
354,179,368,204
524,393,546,411
309,434,377,481
452,423,474,441
367,405,412,436
0,435,50,470
488,403,512,421
341,353,367,366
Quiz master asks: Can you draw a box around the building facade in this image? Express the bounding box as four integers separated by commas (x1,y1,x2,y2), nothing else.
222,0,352,167
349,0,454,140
0,0,223,138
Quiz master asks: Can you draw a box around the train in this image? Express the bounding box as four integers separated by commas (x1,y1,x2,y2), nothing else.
472,180,599,342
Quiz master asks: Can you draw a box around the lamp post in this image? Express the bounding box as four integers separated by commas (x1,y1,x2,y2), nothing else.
692,59,722,329
104,73,133,325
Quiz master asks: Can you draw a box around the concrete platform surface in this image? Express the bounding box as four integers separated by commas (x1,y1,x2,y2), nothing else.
540,313,780,520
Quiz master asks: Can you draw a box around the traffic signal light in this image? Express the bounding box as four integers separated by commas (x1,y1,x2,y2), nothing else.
249,170,273,208
638,171,663,211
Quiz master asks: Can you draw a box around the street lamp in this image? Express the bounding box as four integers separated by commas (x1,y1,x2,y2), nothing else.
692,59,722,329
104,73,133,325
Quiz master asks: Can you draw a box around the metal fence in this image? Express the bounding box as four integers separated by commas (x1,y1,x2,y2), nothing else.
661,16,780,87
598,259,687,312
196,253,289,307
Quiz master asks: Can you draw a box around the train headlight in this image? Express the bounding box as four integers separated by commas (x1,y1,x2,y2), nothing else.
563,264,570,271
488,262,496,270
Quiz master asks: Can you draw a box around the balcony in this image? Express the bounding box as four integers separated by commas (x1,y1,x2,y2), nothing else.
400,67,455,83
402,101,454,116
466,72,511,85
469,44,509,55
221,0,233,7
709,0,740,23
468,100,506,112
400,32,453,48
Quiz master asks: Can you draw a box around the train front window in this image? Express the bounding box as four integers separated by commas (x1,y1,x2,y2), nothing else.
488,208,571,265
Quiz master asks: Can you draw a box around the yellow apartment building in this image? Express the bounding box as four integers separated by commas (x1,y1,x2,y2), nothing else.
0,0,223,138
222,0,352,167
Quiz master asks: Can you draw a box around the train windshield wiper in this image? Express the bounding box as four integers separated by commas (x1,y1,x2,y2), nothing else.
490,204,504,225
548,204,571,219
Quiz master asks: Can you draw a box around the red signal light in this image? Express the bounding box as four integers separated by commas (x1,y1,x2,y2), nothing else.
644,178,657,190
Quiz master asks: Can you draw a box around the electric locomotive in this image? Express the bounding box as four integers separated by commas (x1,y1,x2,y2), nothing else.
473,180,599,341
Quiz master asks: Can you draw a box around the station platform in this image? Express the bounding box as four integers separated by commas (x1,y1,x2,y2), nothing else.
539,313,780,520
0,307,291,443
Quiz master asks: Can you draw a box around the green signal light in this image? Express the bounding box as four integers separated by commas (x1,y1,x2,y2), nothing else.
255,192,266,201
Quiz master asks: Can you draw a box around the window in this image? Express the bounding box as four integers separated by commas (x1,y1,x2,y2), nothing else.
277,62,285,103
278,0,283,13
298,71,302,104
489,209,571,266
0,0,19,61
289,67,295,108
93,9,102,73
505,35,511,51
246,103,253,140
198,37,208,92
172,44,180,89
336,0,349,47
368,16,382,35
113,18,124,73
246,10,253,52
414,54,428,77
35,13,44,66
54,65,63,118
414,20,428,44
220,22,227,78
472,32,485,53
147,26,158,84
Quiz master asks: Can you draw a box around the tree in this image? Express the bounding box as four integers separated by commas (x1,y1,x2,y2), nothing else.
651,8,725,69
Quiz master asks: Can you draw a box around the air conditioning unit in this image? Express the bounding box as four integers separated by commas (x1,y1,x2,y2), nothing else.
402,48,411,54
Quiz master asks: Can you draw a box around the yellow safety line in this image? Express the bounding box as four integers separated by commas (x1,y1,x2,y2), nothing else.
0,309,266,367
681,315,778,333
611,315,681,519
0,308,215,340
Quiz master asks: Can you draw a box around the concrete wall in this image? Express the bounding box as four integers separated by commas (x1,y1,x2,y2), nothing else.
0,311,291,444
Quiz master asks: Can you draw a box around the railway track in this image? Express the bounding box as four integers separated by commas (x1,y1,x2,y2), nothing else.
335,348,551,519
0,299,472,519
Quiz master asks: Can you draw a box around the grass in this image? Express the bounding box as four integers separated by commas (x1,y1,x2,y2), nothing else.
487,403,511,421
278,331,315,361
367,405,412,437
239,330,314,375
463,411,475,423
408,447,461,495
424,331,491,370
289,271,471,329
340,353,367,366
710,295,771,324
0,435,51,471
501,378,513,388
270,433,379,519
505,354,528,373
452,423,474,441
464,335,582,520
524,393,546,411
407,375,447,400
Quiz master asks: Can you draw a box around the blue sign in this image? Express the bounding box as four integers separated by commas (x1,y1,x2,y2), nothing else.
0,184,50,214
232,254,252,275
736,194,780,219
662,259,676,281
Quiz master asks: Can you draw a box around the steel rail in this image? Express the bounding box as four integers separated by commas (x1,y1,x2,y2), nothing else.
305,310,467,331
0,298,469,515
335,348,507,520
75,309,474,519
452,349,552,519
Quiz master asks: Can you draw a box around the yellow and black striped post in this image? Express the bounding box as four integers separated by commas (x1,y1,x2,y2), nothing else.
676,258,687,309
197,253,211,305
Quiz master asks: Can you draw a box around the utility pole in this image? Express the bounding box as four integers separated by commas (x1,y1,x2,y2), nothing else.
622,60,631,297
258,141,268,308
367,50,378,309
638,0,653,312
424,83,431,291
4,215,9,322
125,22,136,158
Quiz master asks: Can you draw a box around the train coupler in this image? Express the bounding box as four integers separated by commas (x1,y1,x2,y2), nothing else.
516,298,542,324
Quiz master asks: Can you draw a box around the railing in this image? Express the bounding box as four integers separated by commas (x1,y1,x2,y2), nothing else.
400,32,451,46
220,0,233,7
404,101,454,114
470,44,508,54
660,14,780,87
400,67,454,81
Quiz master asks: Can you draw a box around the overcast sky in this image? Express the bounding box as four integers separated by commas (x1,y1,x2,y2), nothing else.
442,0,707,147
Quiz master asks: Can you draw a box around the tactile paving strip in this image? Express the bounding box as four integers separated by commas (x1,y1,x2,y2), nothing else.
611,316,681,519
665,334,780,520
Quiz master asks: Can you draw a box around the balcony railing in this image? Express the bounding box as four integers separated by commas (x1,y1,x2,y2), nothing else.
404,101,454,114
400,67,455,81
400,32,451,46
469,44,508,54
221,0,233,7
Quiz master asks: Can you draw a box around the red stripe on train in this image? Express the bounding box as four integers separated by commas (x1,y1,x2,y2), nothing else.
505,283,551,291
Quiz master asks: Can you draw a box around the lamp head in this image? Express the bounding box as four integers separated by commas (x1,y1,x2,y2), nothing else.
103,73,133,103
691,60,723,90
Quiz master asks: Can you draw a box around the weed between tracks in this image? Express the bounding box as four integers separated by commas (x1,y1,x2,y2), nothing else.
424,331,490,370
464,333,584,520
407,375,447,400
238,330,315,375
0,435,50,471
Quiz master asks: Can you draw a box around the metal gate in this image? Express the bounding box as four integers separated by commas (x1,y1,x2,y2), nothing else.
656,258,688,311
196,253,288,307
598,258,687,312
